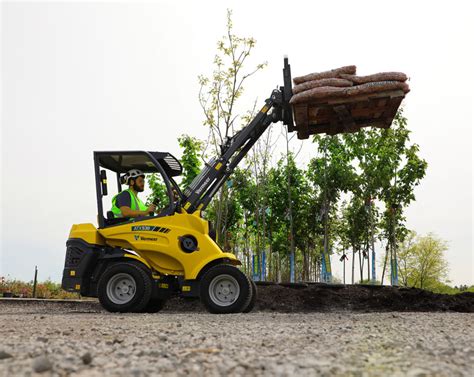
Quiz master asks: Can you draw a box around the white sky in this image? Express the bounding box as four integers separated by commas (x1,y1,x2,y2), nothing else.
1,1,473,285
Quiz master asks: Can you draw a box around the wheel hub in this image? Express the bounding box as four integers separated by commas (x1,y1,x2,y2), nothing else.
208,274,240,307
106,273,137,305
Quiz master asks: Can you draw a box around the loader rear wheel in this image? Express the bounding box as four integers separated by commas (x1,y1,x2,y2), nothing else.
98,262,152,313
200,264,252,314
242,279,257,313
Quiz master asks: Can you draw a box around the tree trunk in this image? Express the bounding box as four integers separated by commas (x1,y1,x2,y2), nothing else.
369,202,376,283
277,251,281,283
323,200,329,282
392,213,398,286
367,241,370,284
381,244,389,285
285,132,296,283
343,252,346,284
352,246,355,284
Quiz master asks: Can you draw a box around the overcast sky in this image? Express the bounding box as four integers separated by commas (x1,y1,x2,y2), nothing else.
1,1,472,285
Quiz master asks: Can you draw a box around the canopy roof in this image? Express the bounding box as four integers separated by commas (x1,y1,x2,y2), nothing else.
95,151,182,177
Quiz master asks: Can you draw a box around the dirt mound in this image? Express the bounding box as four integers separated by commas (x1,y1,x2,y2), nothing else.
3,285,472,313
164,284,474,313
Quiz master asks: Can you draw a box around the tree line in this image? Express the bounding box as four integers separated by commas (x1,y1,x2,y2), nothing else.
149,112,428,285
148,9,436,287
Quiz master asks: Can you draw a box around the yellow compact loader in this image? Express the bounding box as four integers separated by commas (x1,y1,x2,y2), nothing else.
61,59,295,314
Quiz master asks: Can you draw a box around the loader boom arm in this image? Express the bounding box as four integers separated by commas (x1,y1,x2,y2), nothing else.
181,58,294,214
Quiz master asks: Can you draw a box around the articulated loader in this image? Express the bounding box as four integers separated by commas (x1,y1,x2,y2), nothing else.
61,58,406,313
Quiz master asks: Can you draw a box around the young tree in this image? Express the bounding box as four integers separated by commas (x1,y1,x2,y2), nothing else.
343,127,396,283
378,111,428,285
342,110,427,285
197,9,267,245
396,230,418,287
232,167,257,275
308,134,356,282
268,153,312,282
340,196,369,283
395,232,449,290
248,127,277,281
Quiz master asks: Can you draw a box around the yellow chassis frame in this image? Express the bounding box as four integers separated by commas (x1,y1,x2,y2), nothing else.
69,210,240,280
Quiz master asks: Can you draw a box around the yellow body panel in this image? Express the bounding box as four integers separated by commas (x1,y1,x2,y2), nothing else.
123,254,152,269
69,223,105,245
70,212,239,280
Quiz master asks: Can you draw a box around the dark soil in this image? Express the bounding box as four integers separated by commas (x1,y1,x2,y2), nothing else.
2,284,473,313
164,284,474,313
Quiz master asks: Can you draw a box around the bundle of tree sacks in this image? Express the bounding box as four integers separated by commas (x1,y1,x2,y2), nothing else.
289,65,409,139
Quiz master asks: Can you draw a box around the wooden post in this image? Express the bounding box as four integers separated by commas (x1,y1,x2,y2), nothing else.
32,266,38,298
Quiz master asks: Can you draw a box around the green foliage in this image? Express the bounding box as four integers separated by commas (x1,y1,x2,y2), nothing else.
396,232,449,290
150,107,430,284
309,135,356,202
147,173,168,208
0,278,80,299
178,134,203,190
332,112,428,283
148,134,204,206
377,111,427,245
430,282,462,295
380,111,428,207
359,279,382,285
199,108,429,283
339,198,369,251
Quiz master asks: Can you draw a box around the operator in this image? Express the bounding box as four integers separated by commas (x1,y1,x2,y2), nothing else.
110,169,156,218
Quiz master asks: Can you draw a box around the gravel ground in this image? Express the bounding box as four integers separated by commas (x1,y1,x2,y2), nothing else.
0,301,473,376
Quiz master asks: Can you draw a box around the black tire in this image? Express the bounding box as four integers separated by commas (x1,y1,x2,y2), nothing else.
242,279,257,313
128,261,167,314
143,298,167,313
200,264,252,314
98,262,152,313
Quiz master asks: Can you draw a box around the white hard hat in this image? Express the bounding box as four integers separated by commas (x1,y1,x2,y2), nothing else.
121,169,145,185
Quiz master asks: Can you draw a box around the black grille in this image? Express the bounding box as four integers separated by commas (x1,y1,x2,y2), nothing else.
65,246,83,267
164,154,181,172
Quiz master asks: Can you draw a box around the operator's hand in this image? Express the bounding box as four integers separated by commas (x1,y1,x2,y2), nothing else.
147,204,157,213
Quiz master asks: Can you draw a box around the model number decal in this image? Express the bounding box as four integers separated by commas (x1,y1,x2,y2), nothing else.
131,226,170,233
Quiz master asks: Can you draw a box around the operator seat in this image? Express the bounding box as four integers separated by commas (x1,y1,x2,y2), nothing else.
104,211,131,226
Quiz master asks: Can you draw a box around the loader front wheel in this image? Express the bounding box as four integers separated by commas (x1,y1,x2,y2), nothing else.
200,264,252,314
242,279,257,313
98,262,152,313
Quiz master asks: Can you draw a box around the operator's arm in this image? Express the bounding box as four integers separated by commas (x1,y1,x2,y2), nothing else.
119,205,155,218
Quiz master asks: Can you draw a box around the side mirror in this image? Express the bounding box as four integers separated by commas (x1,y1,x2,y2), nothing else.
100,170,108,196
